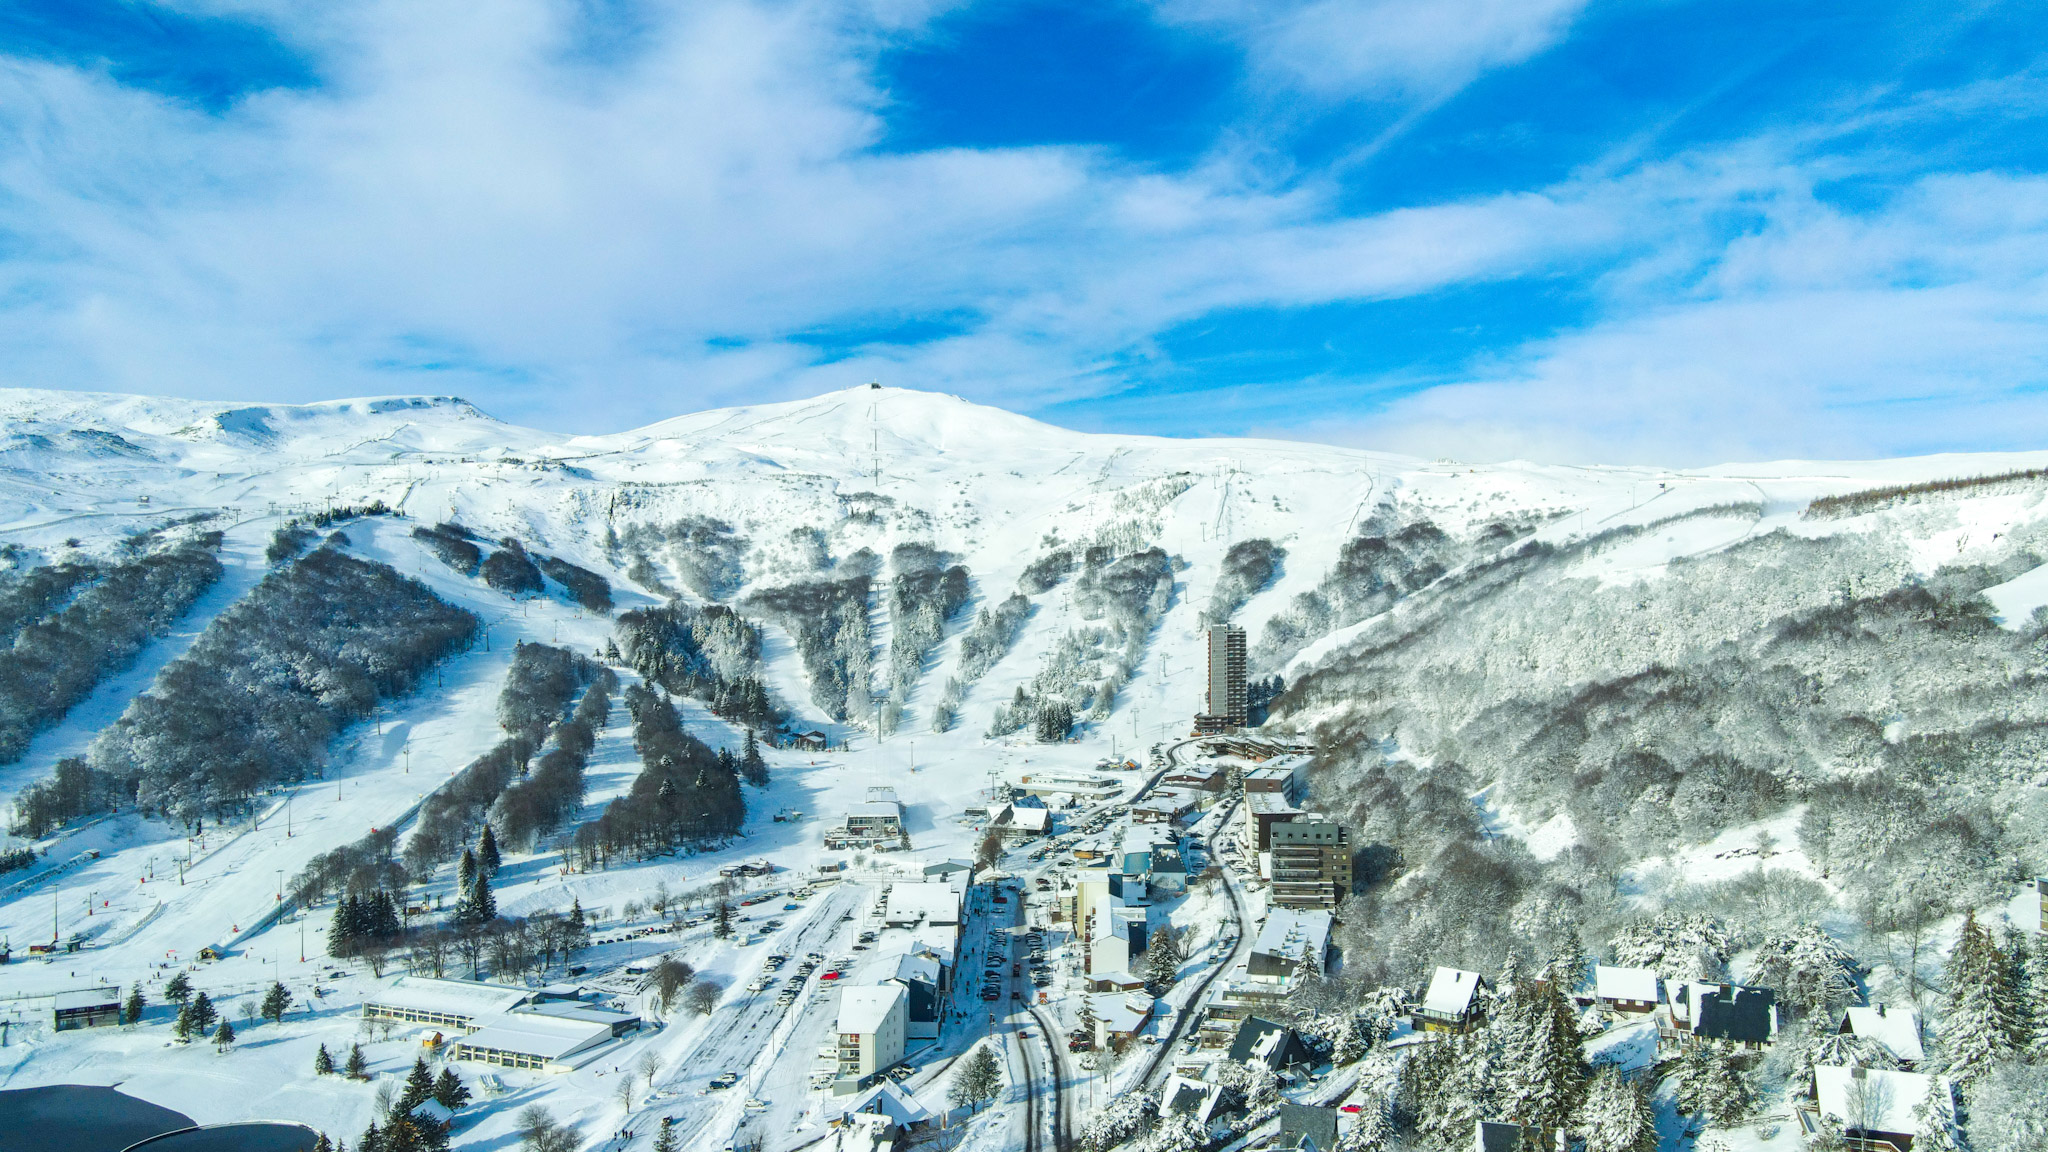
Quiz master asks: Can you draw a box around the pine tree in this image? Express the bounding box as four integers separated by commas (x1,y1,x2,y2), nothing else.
1912,1081,1963,1152
400,1057,437,1112
1507,978,1586,1130
164,971,192,1005
122,982,146,1026
654,1122,680,1152
741,730,767,786
330,894,360,958
261,980,292,1024
1145,928,1182,992
1577,1067,1657,1152
315,1135,334,1152
346,1041,368,1079
1674,1043,1752,1126
213,1017,235,1051
358,1121,382,1152
1337,1093,1394,1152
457,848,477,894
566,898,590,954
477,824,501,877
315,1042,336,1076
1547,931,1591,998
1941,911,2022,1086
173,1000,196,1043
189,991,218,1036
432,1067,471,1110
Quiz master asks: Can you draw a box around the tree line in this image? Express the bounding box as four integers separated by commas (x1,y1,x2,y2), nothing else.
567,684,744,868
85,543,476,825
0,537,222,768
613,601,780,734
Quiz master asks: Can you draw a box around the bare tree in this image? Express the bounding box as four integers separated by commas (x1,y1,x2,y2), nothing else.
639,1050,662,1092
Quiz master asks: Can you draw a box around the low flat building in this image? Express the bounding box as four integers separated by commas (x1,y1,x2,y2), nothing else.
363,977,534,1032
52,988,121,1031
449,1012,621,1071
1014,771,1122,802
1087,990,1158,1047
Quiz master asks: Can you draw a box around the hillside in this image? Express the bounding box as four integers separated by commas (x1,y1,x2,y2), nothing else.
2,383,2047,1149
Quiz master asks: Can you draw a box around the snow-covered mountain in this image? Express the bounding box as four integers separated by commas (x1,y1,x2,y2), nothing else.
5,381,2048,1144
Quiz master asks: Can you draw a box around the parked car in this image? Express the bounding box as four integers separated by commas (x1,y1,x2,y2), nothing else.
709,1072,740,1090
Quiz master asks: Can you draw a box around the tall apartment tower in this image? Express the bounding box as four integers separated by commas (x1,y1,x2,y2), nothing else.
1197,624,1248,733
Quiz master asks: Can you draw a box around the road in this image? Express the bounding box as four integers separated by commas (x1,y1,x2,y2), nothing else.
619,882,870,1152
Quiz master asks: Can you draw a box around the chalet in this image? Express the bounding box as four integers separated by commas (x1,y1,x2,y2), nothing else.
1413,967,1489,1033
1161,765,1228,794
52,988,121,1031
1087,990,1158,1048
1228,1016,1319,1074
1840,1004,1924,1068
991,802,1051,837
1812,1066,1950,1152
1673,983,1779,1049
1593,965,1660,1015
1132,788,1199,825
1161,1074,1224,1127
792,730,830,751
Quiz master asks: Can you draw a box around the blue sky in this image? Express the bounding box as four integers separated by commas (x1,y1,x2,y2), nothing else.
0,0,2045,463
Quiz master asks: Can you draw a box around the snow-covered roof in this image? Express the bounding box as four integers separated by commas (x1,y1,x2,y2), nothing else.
1594,965,1659,1002
367,976,532,1022
1843,1004,1925,1064
454,1013,615,1063
52,988,121,1011
1422,967,1482,1016
838,1079,933,1127
838,984,907,1035
410,1099,456,1125
849,801,904,820
1163,1074,1223,1125
1087,990,1156,1034
885,881,961,926
891,951,942,987
516,1000,638,1029
1253,909,1332,965
1814,1067,1943,1135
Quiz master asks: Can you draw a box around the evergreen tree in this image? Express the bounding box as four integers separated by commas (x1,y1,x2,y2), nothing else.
654,1122,679,1152
432,1067,471,1110
261,980,292,1024
1940,911,2022,1085
346,1041,368,1079
741,730,767,786
1912,1081,1964,1152
1674,1044,1752,1126
400,1057,437,1111
330,894,360,958
213,1017,235,1051
1546,932,1591,998
315,1042,336,1075
1336,1093,1394,1152
454,872,496,927
457,848,477,894
189,991,218,1036
173,1000,196,1043
1423,1031,1496,1149
358,1121,382,1152
1145,927,1182,992
1501,978,1585,1131
566,898,590,955
164,971,192,1005
477,824,501,877
713,899,733,940
315,1135,334,1152
122,982,146,1026
1576,1068,1657,1152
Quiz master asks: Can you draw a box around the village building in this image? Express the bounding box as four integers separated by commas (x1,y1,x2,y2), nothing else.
1241,761,1308,804
1668,982,1779,1048
1275,1104,1339,1152
448,1008,637,1072
990,802,1052,837
886,952,944,1040
1228,1016,1319,1074
1840,1004,1924,1068
1242,792,1303,855
1194,624,1248,733
51,988,121,1031
1592,965,1661,1015
1162,1073,1224,1127
363,976,535,1032
1246,909,1334,988
1014,770,1123,803
835,984,908,1089
1132,787,1199,825
1086,990,1159,1048
1811,1066,1949,1152
1413,967,1490,1033
1268,819,1351,910
828,792,907,850
1161,764,1228,794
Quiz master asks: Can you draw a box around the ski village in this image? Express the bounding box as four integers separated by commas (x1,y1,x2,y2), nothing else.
0,384,2046,1152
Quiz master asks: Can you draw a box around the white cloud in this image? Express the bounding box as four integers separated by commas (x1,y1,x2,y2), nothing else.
1152,0,1589,100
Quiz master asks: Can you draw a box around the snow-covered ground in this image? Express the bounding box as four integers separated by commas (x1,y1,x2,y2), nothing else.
6,384,2048,1149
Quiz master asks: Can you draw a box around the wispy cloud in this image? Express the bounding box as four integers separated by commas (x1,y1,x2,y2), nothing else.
0,0,2043,465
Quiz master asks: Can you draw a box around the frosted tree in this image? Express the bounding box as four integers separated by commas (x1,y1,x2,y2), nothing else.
1673,1043,1752,1127
1334,1092,1394,1152
1964,1061,2048,1151
1496,976,1585,1131
1912,1080,1963,1152
1938,911,2022,1086
1575,1067,1656,1152
2025,936,2048,1061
